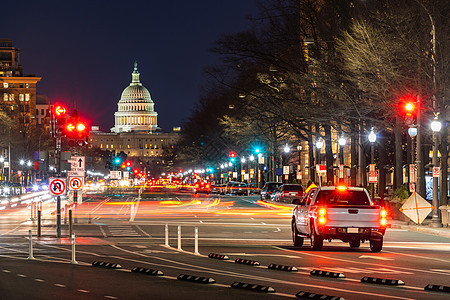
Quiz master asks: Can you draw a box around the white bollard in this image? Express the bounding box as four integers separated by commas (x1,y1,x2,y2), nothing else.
27,230,35,260
177,225,182,250
130,203,135,222
194,227,199,255
164,224,169,247
71,233,78,264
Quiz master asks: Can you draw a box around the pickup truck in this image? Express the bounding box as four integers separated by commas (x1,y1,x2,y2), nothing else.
291,186,387,252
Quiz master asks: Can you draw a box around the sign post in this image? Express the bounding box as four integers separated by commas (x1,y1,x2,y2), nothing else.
49,178,66,238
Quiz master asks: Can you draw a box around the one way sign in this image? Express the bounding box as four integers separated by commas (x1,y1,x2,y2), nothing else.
70,156,85,172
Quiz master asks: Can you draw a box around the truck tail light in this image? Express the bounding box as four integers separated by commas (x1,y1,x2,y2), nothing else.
380,209,388,227
318,208,326,225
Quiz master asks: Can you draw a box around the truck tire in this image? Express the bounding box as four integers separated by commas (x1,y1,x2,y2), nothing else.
349,240,361,248
370,238,383,252
292,221,304,247
310,224,323,250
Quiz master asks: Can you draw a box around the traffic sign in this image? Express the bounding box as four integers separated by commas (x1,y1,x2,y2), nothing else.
433,167,440,178
283,166,290,175
69,156,85,172
49,178,66,196
409,164,416,183
316,164,326,174
68,170,84,177
400,192,432,224
110,170,121,179
368,171,378,183
69,177,84,191
110,180,119,188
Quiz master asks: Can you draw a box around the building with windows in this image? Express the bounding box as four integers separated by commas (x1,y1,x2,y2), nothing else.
89,62,179,161
0,39,41,129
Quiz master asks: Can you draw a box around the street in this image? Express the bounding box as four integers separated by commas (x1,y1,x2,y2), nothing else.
0,190,449,299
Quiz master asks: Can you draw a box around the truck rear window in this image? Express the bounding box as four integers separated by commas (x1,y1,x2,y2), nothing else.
284,185,303,191
315,190,371,206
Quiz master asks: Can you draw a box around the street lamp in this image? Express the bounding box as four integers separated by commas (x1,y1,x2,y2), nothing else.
430,117,442,227
338,136,346,183
368,128,377,200
408,126,418,187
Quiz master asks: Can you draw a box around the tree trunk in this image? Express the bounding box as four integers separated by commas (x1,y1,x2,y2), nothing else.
324,124,334,185
440,111,448,205
378,132,387,205
394,117,403,189
308,129,315,184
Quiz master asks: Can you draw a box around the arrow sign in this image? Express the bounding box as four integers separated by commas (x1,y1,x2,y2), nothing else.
70,156,85,171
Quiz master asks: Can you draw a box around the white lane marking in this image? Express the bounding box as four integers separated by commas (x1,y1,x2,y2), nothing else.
224,253,301,258
383,249,450,263
359,255,393,261
2,269,11,273
34,279,44,282
104,296,118,299
135,225,151,237
199,220,203,223
17,274,27,277
274,227,281,232
430,269,450,275
132,221,289,227
77,289,90,293
133,245,147,249
54,284,66,288
100,226,107,237
109,245,413,300
261,222,266,225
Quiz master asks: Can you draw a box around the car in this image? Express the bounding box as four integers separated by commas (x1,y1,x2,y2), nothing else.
225,181,239,195
260,182,282,200
193,181,211,194
211,184,225,194
272,184,304,203
230,182,248,196
291,186,387,252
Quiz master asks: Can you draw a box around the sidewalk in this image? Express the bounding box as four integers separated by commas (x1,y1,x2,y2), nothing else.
390,219,450,239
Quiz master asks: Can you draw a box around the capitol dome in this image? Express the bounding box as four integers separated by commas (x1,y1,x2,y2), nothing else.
111,62,159,133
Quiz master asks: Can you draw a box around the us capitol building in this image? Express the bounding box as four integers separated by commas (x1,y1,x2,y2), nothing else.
89,62,179,161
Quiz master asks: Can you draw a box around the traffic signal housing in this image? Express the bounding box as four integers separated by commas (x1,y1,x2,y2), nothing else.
65,120,89,147
52,105,68,137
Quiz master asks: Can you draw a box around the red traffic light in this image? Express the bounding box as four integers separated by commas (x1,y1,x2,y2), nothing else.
404,102,416,118
126,161,131,167
133,169,139,174
77,123,86,132
55,105,67,116
229,152,236,158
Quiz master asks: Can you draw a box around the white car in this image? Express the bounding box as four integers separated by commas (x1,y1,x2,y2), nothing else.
291,186,387,252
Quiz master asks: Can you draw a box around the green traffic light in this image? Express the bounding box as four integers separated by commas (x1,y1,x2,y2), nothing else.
114,157,121,164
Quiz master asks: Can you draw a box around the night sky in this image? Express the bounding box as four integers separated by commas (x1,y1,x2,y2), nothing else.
2,0,258,131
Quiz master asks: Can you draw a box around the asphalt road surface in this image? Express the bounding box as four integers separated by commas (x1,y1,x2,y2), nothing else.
1,190,449,299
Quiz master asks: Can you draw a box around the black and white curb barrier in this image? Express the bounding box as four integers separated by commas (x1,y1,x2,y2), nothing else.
177,274,216,284
164,224,169,247
131,267,164,276
310,269,345,278
92,261,122,269
71,233,77,265
194,227,199,255
235,258,260,266
177,225,182,250
231,282,275,293
296,291,345,299
424,284,450,293
361,276,404,286
208,253,230,260
268,264,298,272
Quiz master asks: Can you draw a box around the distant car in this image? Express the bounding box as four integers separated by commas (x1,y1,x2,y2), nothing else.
272,184,304,203
230,182,248,196
194,182,211,194
260,182,282,200
211,184,226,194
225,181,239,195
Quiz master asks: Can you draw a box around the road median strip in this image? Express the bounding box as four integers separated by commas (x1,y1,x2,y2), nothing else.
424,284,450,293
231,281,275,293
208,253,230,260
296,290,345,299
310,269,345,278
131,266,164,276
361,276,404,286
268,263,298,272
92,261,122,269
177,274,216,284
235,258,260,266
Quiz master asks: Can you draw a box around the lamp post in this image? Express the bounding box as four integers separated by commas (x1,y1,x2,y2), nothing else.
430,117,442,227
315,138,323,186
338,136,346,184
297,145,302,183
408,126,418,188
240,157,246,182
368,128,377,201
282,144,290,183
249,154,255,185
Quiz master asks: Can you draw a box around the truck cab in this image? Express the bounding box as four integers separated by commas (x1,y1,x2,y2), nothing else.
292,186,387,252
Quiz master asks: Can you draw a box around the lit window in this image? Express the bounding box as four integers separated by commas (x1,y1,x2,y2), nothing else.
9,94,14,101
127,145,130,148
3,83,8,88
25,83,29,88
106,145,109,149
25,94,30,101
100,144,103,148
111,144,114,149
3,93,7,101
19,94,24,101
